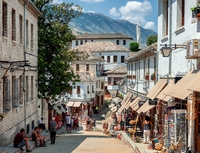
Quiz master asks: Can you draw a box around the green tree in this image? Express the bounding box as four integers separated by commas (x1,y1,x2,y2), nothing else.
32,0,83,98
130,42,139,52
146,35,157,46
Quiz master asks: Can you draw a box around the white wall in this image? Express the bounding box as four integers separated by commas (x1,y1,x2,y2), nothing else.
72,39,132,49
158,0,199,77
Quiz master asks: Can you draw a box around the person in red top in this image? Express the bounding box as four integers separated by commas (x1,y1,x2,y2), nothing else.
13,128,32,152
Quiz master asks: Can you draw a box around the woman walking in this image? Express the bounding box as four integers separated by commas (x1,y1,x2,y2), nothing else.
143,116,153,143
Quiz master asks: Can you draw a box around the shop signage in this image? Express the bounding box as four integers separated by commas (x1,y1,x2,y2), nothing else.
138,101,145,107
149,98,157,105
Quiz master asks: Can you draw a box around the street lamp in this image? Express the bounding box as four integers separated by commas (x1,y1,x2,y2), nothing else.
160,46,172,57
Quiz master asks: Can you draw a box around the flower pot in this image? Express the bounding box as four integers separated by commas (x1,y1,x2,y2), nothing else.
145,75,149,81
151,75,156,81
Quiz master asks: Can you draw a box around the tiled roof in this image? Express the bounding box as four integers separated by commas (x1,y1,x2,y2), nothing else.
76,72,96,82
75,41,130,52
105,66,127,74
75,33,133,40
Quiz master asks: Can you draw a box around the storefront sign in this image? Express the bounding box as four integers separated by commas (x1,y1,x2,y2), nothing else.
148,98,157,105
138,101,145,107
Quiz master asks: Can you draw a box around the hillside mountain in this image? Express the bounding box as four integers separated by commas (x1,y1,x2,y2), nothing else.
69,12,157,48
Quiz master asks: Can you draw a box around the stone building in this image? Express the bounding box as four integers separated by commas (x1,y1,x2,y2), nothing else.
0,0,40,145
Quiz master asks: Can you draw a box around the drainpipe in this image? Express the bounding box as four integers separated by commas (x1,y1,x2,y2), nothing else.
23,0,29,133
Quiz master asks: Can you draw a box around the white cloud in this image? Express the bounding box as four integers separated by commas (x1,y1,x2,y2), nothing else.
80,0,104,3
52,0,63,4
87,11,96,13
118,0,152,25
109,7,120,17
144,21,157,31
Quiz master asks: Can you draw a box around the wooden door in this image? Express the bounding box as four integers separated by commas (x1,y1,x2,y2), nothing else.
196,94,200,153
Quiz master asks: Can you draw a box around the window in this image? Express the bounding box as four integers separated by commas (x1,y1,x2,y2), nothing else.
148,58,150,76
123,40,126,45
85,40,87,43
76,64,79,71
86,64,89,71
26,76,29,102
101,56,104,59
143,59,146,78
80,40,83,45
121,56,125,63
2,1,7,37
31,76,33,100
163,0,168,36
154,57,156,73
76,40,78,45
113,56,117,63
77,86,80,94
19,14,23,43
91,40,93,42
31,24,33,48
116,40,119,45
12,9,16,41
26,20,29,46
101,82,104,89
92,85,94,93
3,76,10,111
69,86,72,94
108,78,112,85
26,124,30,134
139,61,140,79
114,78,118,85
19,75,23,105
12,76,18,108
87,86,90,94
31,120,34,130
107,56,110,63
177,0,185,28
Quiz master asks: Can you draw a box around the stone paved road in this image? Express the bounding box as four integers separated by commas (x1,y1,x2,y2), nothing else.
32,134,134,153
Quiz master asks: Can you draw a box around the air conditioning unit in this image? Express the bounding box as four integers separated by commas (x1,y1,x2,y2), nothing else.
186,39,200,59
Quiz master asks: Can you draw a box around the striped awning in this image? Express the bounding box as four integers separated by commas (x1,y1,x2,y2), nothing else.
66,101,75,107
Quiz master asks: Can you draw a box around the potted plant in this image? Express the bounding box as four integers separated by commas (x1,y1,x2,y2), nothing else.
151,72,156,81
191,5,200,18
145,71,149,81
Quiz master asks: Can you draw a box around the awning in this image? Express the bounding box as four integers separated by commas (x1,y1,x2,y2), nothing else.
164,70,200,99
66,101,75,107
73,102,82,107
117,92,132,113
137,100,155,114
108,103,115,109
112,97,122,103
187,70,200,92
146,79,167,100
131,97,143,111
108,90,117,96
111,106,117,112
157,80,174,102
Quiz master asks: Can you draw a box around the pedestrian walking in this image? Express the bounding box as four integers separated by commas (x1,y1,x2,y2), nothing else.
65,114,71,133
143,115,153,143
49,117,57,144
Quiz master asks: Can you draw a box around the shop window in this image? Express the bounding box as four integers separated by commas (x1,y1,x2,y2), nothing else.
12,9,16,41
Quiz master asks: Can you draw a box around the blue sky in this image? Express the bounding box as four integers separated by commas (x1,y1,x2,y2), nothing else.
53,0,158,32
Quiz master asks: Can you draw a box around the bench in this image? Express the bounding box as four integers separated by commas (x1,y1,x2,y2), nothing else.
1,133,50,153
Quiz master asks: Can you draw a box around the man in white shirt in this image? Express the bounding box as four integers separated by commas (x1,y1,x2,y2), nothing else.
65,114,71,133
